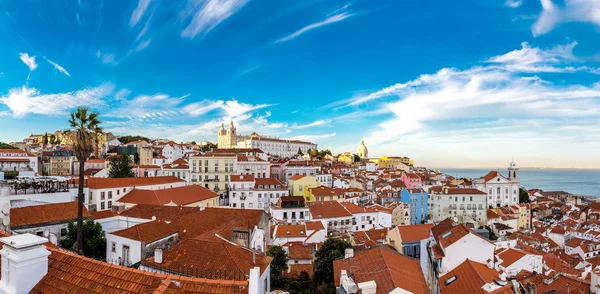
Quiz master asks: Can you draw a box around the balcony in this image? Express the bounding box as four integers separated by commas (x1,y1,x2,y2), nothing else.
203,179,220,182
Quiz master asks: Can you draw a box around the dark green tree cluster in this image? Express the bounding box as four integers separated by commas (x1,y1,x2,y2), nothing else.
267,246,289,288
118,135,150,144
108,155,135,178
0,142,18,149
519,188,530,203
200,142,217,152
60,219,107,260
313,238,352,292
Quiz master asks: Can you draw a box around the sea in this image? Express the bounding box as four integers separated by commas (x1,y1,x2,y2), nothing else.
440,168,600,197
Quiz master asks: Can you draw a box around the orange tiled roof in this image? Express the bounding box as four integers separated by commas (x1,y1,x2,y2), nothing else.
29,243,249,293
397,224,435,243
142,235,272,277
10,202,91,228
177,208,266,241
120,204,201,221
274,225,306,238
87,176,184,189
283,263,313,279
497,248,527,267
309,201,353,219
438,259,501,294
90,210,116,220
482,171,499,182
305,221,325,231
289,174,305,181
111,220,179,243
286,241,311,260
255,177,284,188
334,246,428,294
117,185,218,206
444,188,487,195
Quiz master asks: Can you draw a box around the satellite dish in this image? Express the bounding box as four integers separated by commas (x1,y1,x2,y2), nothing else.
2,217,9,227
43,230,49,237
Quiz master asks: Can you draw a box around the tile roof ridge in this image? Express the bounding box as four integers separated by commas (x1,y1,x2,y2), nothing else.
465,259,490,285
215,233,253,273
152,277,172,294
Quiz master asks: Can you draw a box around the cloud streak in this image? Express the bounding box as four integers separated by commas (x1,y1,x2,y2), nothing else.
180,0,249,39
275,12,353,43
19,53,37,72
44,57,71,77
292,120,330,129
289,133,336,141
130,0,151,27
532,0,600,37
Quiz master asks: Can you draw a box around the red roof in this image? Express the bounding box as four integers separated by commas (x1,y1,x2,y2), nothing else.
438,259,506,294
334,246,428,294
0,158,30,162
482,171,499,182
305,221,325,231
11,202,91,228
229,174,255,182
117,185,218,206
397,224,435,243
142,235,272,276
255,177,285,189
289,175,305,181
111,220,179,243
444,188,487,195
274,225,306,237
309,201,352,219
87,176,184,189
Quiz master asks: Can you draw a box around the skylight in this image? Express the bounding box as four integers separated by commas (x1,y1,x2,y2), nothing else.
442,232,452,238
444,276,457,286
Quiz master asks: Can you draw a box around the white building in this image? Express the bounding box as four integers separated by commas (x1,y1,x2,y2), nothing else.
283,161,321,183
86,176,186,211
158,142,184,164
228,175,288,210
473,160,520,207
316,173,333,188
0,148,38,178
217,120,317,157
237,155,270,178
429,187,488,227
270,196,310,224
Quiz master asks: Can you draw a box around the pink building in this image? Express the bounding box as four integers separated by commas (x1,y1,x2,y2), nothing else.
401,173,422,189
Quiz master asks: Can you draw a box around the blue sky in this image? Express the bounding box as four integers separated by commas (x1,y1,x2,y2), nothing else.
1,0,600,168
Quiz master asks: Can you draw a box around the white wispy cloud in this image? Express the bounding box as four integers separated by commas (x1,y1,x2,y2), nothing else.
344,42,600,152
292,120,330,129
43,57,71,77
221,100,272,117
182,100,225,116
532,0,600,37
275,12,353,43
133,39,152,52
19,53,37,71
289,133,336,141
130,0,151,27
0,84,113,117
96,50,118,65
180,0,249,39
107,93,189,120
505,0,523,8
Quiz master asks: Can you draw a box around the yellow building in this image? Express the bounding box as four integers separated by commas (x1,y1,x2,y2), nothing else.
287,175,319,199
189,153,236,198
307,186,345,202
371,156,412,169
337,152,354,164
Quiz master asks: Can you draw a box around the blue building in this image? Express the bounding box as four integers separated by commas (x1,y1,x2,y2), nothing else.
400,188,429,224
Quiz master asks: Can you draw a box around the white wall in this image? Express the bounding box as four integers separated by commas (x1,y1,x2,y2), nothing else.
440,233,495,274
106,234,142,265
96,216,152,233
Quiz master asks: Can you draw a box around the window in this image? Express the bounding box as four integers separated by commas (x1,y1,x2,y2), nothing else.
108,201,112,209
101,202,105,210
108,191,112,199
111,242,116,253
101,192,105,200
123,188,126,192
90,192,93,201
117,190,120,196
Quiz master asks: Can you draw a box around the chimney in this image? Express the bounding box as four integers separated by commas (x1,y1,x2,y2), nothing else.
498,270,507,281
357,281,377,294
154,248,163,264
0,234,51,294
340,270,358,294
345,248,354,259
486,258,494,269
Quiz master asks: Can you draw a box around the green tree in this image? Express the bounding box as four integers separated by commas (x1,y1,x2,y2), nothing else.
519,187,530,203
314,238,352,290
309,149,318,159
298,147,304,156
317,149,332,159
108,155,135,178
67,107,103,254
43,132,48,145
60,219,107,260
200,142,217,152
267,245,289,288
0,142,18,149
191,141,197,145
483,225,498,241
118,135,150,144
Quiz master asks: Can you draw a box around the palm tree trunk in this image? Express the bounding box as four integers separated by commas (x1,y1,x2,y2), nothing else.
77,160,85,254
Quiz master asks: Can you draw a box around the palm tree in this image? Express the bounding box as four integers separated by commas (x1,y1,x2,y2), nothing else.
67,107,103,254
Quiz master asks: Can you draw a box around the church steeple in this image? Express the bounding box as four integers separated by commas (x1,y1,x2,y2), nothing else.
508,157,519,181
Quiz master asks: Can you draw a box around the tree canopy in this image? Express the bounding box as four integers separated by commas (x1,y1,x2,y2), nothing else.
314,238,352,288
519,188,530,203
60,219,107,260
118,135,150,144
298,147,304,156
108,155,135,178
200,142,217,152
267,245,289,289
0,142,18,149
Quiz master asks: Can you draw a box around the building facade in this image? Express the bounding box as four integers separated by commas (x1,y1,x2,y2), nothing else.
429,187,488,227
189,153,236,198
217,120,317,157
356,140,368,159
400,188,428,225
473,160,520,207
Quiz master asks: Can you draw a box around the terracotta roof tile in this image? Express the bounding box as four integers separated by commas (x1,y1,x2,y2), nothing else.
110,220,179,243
11,202,91,228
397,224,435,243
305,221,325,231
88,176,184,189
438,259,501,294
117,185,218,206
120,204,200,221
334,246,428,294
274,225,306,238
308,201,352,219
229,174,255,182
